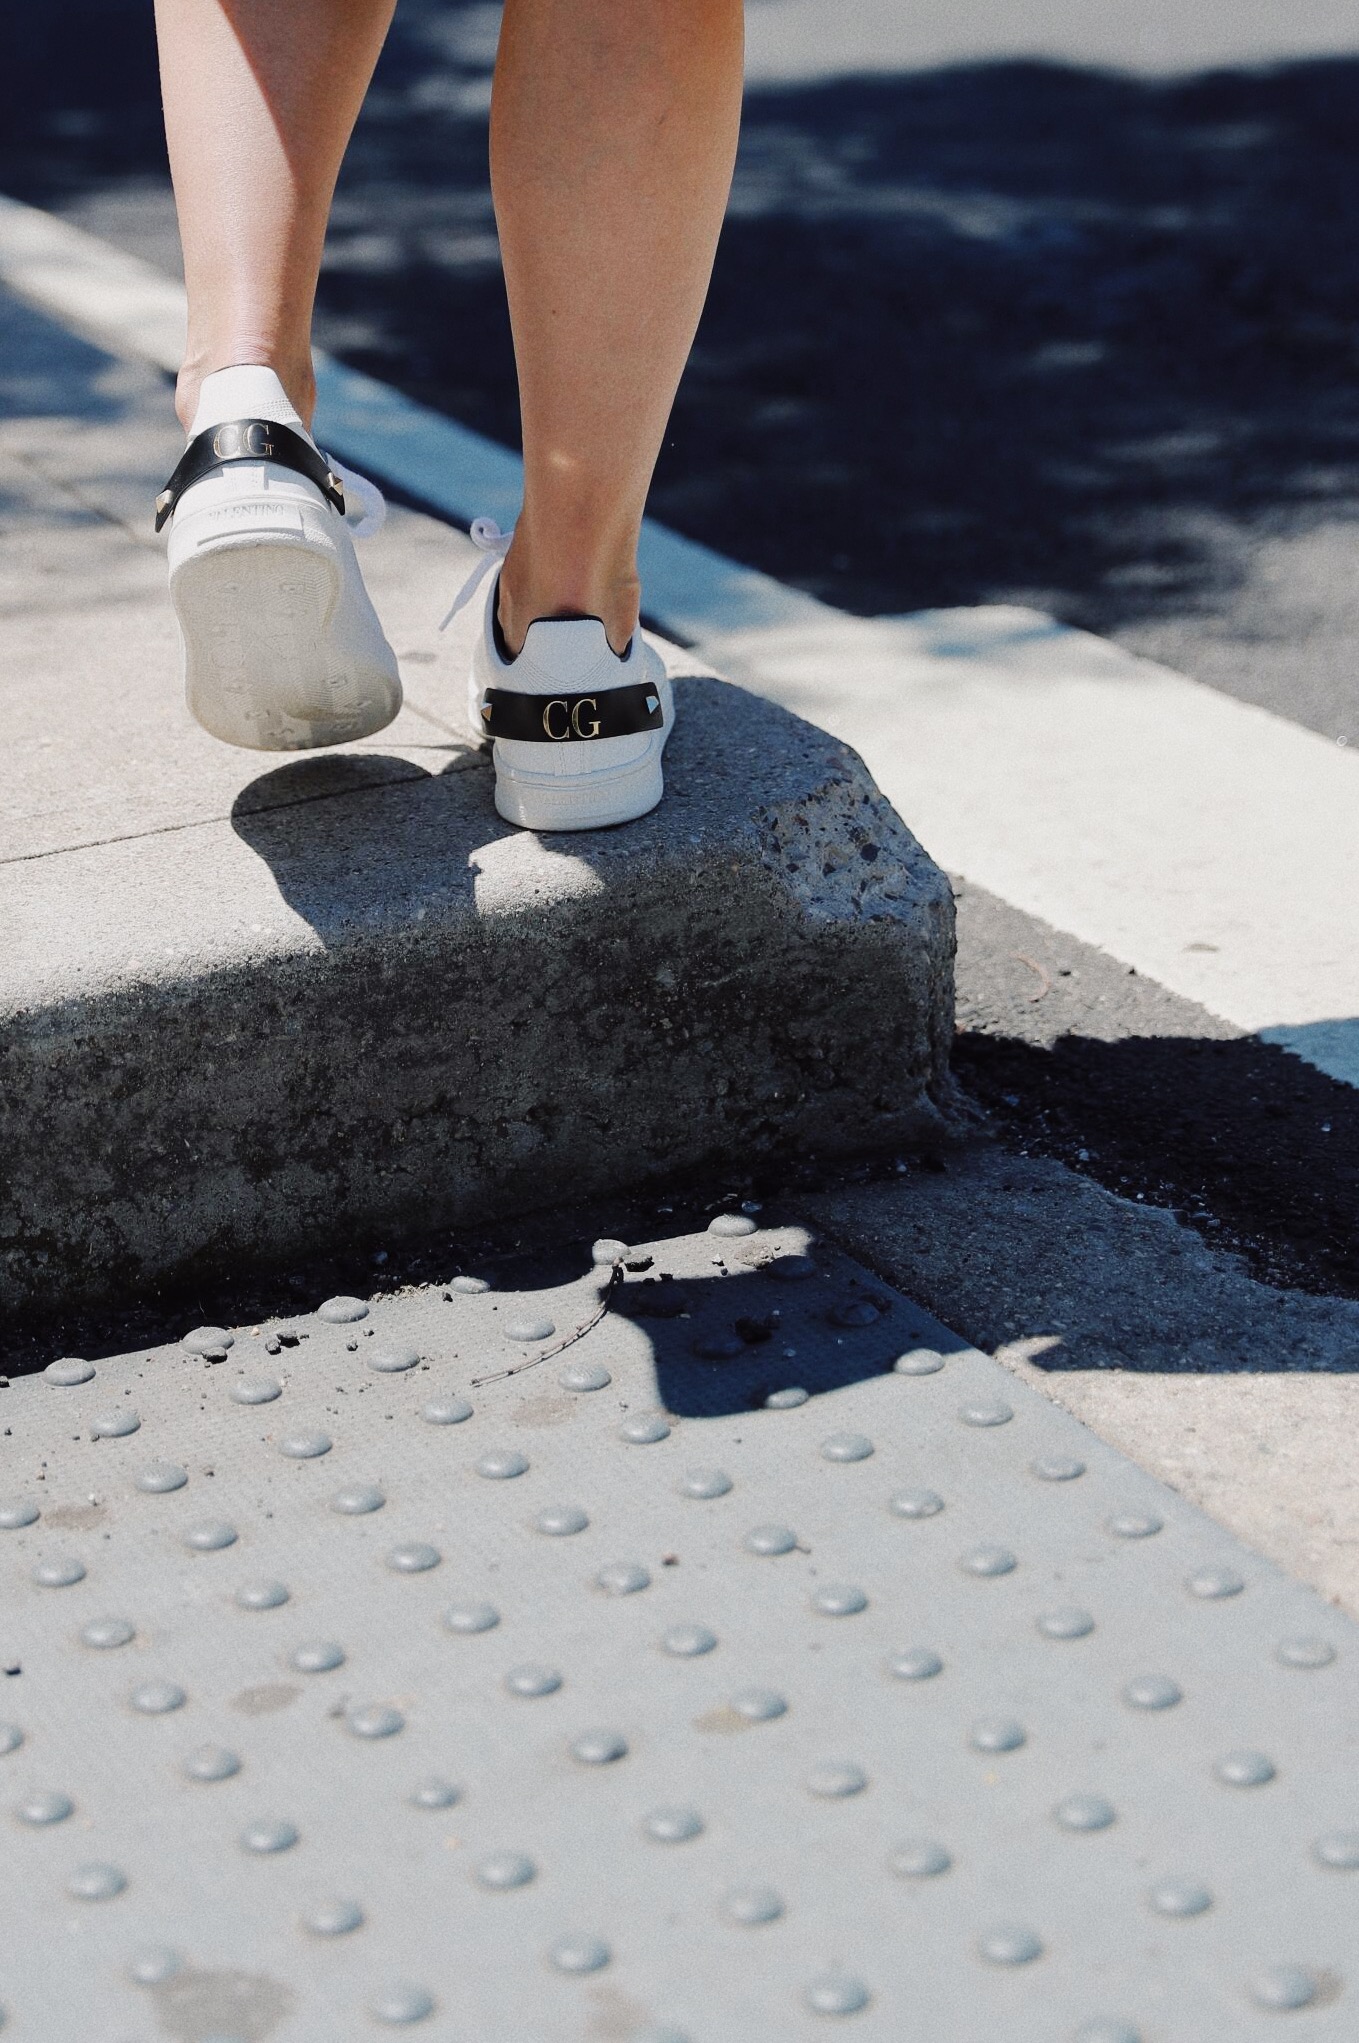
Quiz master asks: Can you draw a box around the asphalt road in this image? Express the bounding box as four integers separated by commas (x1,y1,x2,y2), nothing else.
2,0,1357,1307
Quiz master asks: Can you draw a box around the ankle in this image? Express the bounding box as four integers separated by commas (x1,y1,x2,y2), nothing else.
497,528,641,659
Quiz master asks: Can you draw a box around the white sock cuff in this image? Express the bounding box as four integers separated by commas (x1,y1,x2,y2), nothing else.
189,367,312,444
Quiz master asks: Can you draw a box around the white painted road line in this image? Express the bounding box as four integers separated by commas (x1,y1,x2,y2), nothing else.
2,191,1355,1086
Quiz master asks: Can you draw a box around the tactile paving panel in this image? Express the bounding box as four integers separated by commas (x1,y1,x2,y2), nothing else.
0,1220,1354,2042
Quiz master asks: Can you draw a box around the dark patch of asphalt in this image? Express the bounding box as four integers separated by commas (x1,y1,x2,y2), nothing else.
951,884,1359,1303
1,0,1355,1343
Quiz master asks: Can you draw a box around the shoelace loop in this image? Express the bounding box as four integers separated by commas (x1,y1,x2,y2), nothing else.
330,458,387,540
438,517,515,631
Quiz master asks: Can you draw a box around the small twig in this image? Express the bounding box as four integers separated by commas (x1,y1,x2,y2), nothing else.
470,1263,625,1387
1010,951,1052,1003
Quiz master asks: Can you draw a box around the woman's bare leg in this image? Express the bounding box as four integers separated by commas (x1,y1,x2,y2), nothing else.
153,0,396,431
492,0,744,653
156,0,743,652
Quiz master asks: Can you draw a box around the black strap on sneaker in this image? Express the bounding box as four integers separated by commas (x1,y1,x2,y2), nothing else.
154,418,345,532
480,682,665,743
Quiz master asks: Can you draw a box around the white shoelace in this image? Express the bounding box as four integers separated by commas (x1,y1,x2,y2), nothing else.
331,458,387,540
438,517,514,631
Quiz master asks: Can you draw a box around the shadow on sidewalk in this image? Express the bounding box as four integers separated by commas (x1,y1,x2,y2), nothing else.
0,292,135,426
229,750,493,948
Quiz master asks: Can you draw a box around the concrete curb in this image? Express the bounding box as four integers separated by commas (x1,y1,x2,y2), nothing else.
3,675,956,1319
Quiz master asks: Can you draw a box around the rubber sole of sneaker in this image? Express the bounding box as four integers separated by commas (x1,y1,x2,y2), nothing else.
171,535,402,752
492,750,666,831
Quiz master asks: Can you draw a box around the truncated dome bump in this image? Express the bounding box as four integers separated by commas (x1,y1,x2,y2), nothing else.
240,1819,299,1853
236,1580,290,1609
820,1433,874,1462
804,1973,871,2014
292,1641,345,1673
724,1883,783,1924
135,1462,188,1493
319,1297,368,1323
969,1717,1026,1753
1248,1967,1318,2012
443,1602,500,1634
409,1778,461,1810
386,1543,441,1574
678,1468,732,1498
958,1399,1012,1427
477,1449,529,1479
475,1852,536,1890
45,1359,95,1386
535,1505,589,1535
346,1705,405,1738
978,1925,1043,1965
1122,1675,1182,1710
67,1862,126,1900
33,1556,85,1587
368,1980,436,2022
183,1745,240,1782
91,1409,140,1438
560,1363,611,1391
81,1618,134,1649
301,1896,365,1936
890,1489,944,1519
643,1806,704,1842
890,1840,951,1877
570,1728,628,1764
618,1412,670,1444
422,1395,474,1424
894,1350,945,1375
128,1946,183,1986
596,1563,650,1595
888,1648,943,1681
183,1326,233,1356
230,1375,282,1405
369,1346,420,1373
549,1934,611,1973
278,1431,331,1459
505,1317,555,1344
331,1483,385,1515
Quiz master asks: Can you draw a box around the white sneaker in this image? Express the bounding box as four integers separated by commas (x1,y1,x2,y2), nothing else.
160,366,402,751
444,521,674,832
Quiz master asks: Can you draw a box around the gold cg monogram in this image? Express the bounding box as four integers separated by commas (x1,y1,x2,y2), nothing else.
542,696,602,740
211,421,275,461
